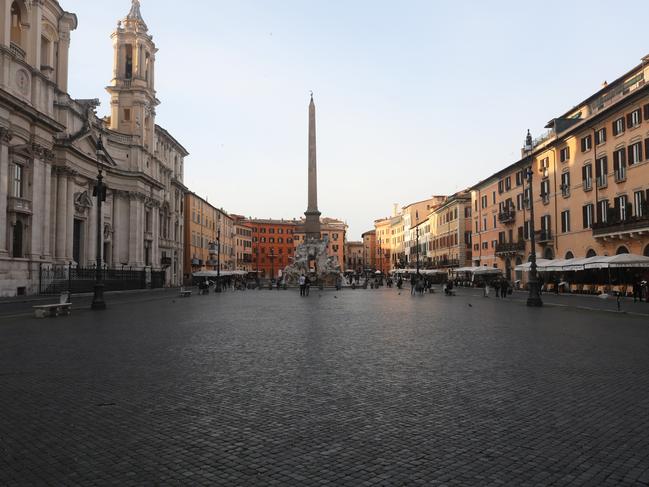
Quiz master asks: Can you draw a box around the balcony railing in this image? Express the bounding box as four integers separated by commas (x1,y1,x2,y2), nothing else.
561,185,570,198
495,241,526,254
498,210,516,224
536,230,553,243
583,179,592,191
8,197,32,214
432,258,460,268
592,214,649,237
10,42,26,60
597,175,607,188
615,169,626,183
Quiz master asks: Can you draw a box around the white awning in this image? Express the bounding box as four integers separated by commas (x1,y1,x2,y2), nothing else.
584,254,649,269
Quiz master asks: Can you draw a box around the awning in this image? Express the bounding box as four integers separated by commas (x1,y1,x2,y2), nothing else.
584,254,649,269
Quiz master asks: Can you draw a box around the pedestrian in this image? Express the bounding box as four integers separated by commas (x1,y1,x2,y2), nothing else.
410,274,416,295
633,277,641,303
299,274,306,297
494,279,501,298
500,280,508,299
305,276,311,296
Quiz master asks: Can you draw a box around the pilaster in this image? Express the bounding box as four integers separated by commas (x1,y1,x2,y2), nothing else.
0,127,12,255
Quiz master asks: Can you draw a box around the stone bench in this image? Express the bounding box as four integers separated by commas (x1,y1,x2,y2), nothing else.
33,293,71,318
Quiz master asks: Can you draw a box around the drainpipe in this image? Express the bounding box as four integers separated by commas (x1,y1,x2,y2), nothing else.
550,147,559,256
593,127,599,224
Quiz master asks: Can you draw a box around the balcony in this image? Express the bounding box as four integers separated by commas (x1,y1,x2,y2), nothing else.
498,210,516,224
10,42,26,60
560,185,570,198
495,241,526,255
8,197,32,214
536,230,553,243
592,214,649,238
432,258,460,268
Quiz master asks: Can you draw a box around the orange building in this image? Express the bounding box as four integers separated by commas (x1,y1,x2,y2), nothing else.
184,193,220,278
374,218,392,273
247,219,297,279
361,230,376,271
293,217,347,271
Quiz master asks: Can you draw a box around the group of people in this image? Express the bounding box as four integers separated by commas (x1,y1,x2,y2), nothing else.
298,274,311,297
484,278,512,298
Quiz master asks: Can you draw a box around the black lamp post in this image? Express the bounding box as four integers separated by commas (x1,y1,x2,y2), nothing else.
415,211,420,277
525,130,543,307
215,227,222,292
91,135,108,310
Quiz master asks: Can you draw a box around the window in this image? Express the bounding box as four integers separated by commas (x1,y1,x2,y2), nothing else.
498,180,504,194
627,109,641,129
524,187,531,209
612,117,625,136
481,195,487,209
634,191,646,217
561,210,570,233
540,180,550,203
493,215,496,228
644,104,649,122
12,163,23,198
560,172,570,197
492,192,496,204
595,156,608,188
560,147,570,162
516,193,524,211
583,204,594,229
124,108,131,121
615,195,628,221
613,148,627,181
483,218,487,231
597,199,609,223
10,2,22,46
540,158,549,178
505,176,511,191
523,220,531,240
540,215,551,235
125,44,133,79
580,135,592,152
475,221,479,233
12,220,23,258
595,127,607,145
515,171,524,186
628,142,643,166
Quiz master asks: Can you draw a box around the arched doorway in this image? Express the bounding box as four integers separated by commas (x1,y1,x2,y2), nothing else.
565,251,574,260
543,247,554,260
616,246,629,255
586,249,597,258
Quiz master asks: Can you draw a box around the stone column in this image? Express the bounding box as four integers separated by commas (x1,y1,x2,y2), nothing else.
0,128,12,255
66,178,74,262
55,170,68,261
42,153,53,260
29,150,44,259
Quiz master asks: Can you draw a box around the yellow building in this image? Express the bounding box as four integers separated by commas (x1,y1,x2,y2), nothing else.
231,215,253,272
184,193,219,276
472,55,649,281
427,192,472,269
374,217,392,272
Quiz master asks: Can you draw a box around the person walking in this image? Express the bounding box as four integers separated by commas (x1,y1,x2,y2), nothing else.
299,274,306,297
494,279,501,298
305,276,311,296
500,280,508,299
410,274,416,295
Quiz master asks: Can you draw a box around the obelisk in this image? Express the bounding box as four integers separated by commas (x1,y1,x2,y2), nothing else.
304,93,321,240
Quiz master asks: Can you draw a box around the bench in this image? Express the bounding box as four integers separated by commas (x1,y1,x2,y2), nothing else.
179,287,192,297
33,293,71,319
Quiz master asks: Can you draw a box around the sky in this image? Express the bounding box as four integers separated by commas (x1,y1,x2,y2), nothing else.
64,0,649,240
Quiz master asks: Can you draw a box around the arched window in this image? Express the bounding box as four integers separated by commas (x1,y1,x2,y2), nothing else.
616,246,629,255
586,249,597,258
125,44,133,79
12,220,23,258
565,251,574,260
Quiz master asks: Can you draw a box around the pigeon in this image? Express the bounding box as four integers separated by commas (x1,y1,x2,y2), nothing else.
468,303,472,307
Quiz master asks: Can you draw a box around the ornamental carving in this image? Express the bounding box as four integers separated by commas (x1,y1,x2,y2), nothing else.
0,127,13,144
15,69,30,96
74,190,93,215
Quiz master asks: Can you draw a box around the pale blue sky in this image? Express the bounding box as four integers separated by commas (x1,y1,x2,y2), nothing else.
65,0,649,239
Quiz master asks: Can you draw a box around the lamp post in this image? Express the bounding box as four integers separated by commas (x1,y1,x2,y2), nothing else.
215,227,222,292
91,135,108,310
415,211,420,276
524,129,543,307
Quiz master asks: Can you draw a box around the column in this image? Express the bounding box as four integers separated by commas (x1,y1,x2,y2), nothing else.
29,156,44,259
42,158,52,259
55,171,68,261
0,130,10,255
152,207,160,268
128,194,138,266
66,179,74,262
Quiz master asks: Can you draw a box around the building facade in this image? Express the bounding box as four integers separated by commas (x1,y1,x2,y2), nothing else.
231,214,252,272
374,217,391,273
427,192,472,269
344,241,363,272
183,193,218,276
1,0,187,296
361,230,375,271
294,217,347,271
472,55,649,282
247,219,297,279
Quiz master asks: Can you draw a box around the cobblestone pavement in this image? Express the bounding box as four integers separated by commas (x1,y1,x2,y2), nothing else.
1,288,649,486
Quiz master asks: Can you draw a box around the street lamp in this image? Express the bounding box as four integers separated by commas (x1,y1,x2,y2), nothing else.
91,135,108,310
215,227,222,292
415,211,420,277
524,129,543,307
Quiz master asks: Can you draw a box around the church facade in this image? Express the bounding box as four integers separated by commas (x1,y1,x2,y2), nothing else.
0,0,188,296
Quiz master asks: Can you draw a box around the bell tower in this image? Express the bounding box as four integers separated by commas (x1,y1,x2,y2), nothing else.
106,0,159,150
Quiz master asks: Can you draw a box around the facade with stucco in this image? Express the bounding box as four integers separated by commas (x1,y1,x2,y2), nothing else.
0,0,188,296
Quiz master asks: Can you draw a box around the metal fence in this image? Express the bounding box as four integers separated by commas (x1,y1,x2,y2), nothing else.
39,264,166,295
